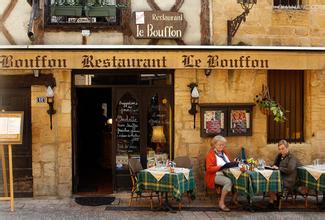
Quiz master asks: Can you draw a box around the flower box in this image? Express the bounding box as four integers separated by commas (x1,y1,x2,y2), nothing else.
51,5,83,16
84,5,116,17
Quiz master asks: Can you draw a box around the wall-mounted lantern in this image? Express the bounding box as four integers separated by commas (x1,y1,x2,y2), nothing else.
188,83,199,129
46,86,56,130
227,0,257,45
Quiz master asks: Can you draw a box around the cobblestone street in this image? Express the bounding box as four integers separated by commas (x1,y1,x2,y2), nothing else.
1,193,325,220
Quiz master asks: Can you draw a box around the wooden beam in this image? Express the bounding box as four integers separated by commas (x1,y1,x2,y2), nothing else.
201,0,211,45
0,74,56,88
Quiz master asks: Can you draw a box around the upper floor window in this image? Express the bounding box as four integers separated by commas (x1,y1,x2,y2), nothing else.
267,70,304,144
273,0,302,9
45,0,124,29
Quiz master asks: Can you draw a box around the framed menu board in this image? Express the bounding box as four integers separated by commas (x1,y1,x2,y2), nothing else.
0,111,24,144
200,104,254,137
200,106,227,137
228,106,252,136
116,93,140,157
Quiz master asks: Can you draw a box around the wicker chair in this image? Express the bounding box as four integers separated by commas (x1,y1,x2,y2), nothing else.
174,156,193,169
128,158,159,209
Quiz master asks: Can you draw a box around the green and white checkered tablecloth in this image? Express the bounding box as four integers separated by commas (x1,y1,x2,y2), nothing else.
136,169,196,201
298,167,325,192
223,169,282,198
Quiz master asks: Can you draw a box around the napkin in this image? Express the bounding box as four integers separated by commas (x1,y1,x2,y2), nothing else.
174,167,190,180
304,165,325,181
256,169,274,181
146,167,167,181
229,168,242,180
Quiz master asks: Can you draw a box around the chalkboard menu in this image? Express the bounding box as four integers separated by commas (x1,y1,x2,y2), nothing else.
116,93,140,155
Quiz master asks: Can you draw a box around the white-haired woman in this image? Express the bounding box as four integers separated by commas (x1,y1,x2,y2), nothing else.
205,135,238,212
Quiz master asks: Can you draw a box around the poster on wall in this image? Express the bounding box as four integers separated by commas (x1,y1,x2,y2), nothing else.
205,111,223,134
227,106,252,136
229,110,249,135
0,111,24,144
200,107,227,137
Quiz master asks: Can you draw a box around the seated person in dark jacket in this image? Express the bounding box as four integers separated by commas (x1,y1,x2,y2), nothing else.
269,139,301,206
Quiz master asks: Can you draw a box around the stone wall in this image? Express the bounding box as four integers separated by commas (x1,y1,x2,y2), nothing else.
212,0,325,46
31,70,72,197
174,69,325,197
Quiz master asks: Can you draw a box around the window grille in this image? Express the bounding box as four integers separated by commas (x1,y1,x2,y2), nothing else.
267,70,304,143
273,0,303,9
45,0,122,28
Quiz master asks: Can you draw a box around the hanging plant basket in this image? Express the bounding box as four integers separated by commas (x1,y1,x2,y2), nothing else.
254,85,287,123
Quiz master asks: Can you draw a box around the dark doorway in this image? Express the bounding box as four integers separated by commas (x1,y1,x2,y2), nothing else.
0,88,32,197
75,88,113,194
72,70,174,192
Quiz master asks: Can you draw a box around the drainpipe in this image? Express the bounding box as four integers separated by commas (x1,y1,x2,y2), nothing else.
27,0,40,41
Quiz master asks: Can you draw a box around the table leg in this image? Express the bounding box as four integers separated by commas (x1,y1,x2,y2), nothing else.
242,195,255,212
154,192,176,213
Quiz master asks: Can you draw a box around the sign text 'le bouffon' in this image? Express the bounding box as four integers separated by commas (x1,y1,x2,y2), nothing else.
130,11,187,39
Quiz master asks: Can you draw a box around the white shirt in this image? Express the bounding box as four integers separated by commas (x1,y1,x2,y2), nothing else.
215,152,230,167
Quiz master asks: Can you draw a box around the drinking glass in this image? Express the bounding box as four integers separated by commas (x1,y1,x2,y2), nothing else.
313,159,319,167
258,159,265,170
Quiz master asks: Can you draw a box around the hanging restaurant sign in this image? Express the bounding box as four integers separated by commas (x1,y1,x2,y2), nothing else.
0,50,324,70
130,11,187,39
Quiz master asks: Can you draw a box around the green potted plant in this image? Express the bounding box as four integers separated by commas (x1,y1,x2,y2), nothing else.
254,85,287,123
84,0,127,17
51,0,83,17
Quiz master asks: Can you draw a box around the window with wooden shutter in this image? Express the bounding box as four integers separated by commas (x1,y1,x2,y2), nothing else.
267,70,304,143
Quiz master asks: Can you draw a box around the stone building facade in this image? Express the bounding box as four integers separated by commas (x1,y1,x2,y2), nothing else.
0,0,324,198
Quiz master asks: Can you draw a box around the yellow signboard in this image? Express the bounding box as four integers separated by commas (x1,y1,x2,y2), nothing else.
0,49,324,70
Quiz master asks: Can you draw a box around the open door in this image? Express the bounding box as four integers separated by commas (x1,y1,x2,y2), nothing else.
73,88,113,194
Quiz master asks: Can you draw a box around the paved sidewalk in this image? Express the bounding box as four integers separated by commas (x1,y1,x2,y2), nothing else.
1,194,325,220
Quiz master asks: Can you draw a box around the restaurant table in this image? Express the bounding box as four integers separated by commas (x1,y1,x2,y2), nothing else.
136,167,196,212
223,168,282,209
298,166,325,207
298,166,325,192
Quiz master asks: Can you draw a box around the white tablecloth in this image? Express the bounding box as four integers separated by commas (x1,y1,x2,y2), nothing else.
146,167,190,181
303,165,325,181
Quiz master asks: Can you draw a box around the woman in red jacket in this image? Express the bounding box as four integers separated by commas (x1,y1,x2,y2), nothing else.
205,135,237,212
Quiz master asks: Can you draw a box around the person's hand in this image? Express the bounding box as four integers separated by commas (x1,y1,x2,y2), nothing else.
272,165,278,169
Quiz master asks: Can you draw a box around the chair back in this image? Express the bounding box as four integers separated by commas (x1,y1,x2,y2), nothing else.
174,156,193,169
128,158,143,175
